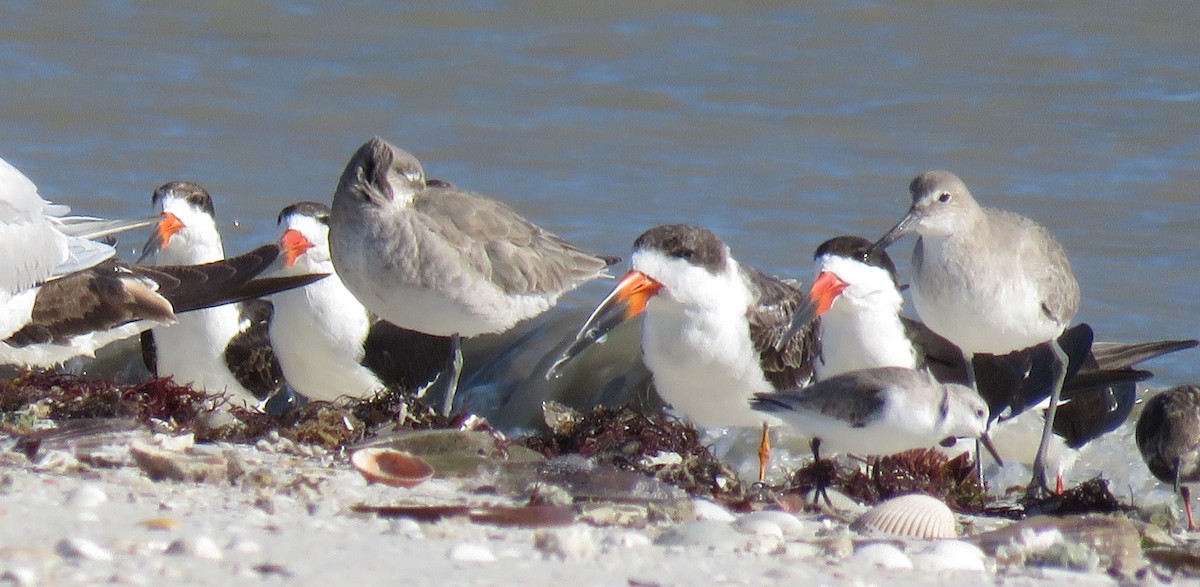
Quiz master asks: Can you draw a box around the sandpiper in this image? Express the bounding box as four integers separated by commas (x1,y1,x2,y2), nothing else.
328,137,618,416
871,170,1080,497
1137,385,1200,531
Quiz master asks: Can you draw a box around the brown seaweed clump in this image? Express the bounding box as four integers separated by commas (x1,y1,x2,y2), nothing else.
0,372,207,431
523,405,743,498
826,448,996,515
1019,477,1133,517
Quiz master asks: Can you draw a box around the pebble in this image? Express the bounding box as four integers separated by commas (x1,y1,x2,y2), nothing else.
449,543,496,563
736,510,807,538
849,542,913,570
603,530,652,549
655,521,744,548
911,540,988,572
534,526,597,561
0,567,37,587
226,538,262,554
55,537,113,561
164,536,223,560
64,483,108,509
733,517,784,541
690,499,737,523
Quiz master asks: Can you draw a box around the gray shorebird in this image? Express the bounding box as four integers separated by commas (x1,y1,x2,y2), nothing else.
547,224,817,481
138,182,286,409
751,365,1002,504
270,202,451,402
870,170,1080,497
328,137,618,415
1136,385,1200,531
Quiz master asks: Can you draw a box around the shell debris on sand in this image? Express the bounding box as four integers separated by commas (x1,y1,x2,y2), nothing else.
350,447,434,488
850,493,957,539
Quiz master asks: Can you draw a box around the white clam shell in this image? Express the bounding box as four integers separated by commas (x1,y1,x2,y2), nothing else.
850,493,957,539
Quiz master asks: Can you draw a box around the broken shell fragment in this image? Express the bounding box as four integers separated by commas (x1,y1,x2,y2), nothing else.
850,493,957,539
351,447,434,488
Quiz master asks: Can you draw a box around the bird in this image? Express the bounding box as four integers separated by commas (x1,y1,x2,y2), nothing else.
1137,385,1200,531
751,366,1002,504
0,155,155,302
547,223,817,481
2,244,324,367
137,181,286,409
269,201,452,402
870,170,1081,498
784,235,1196,489
327,136,618,416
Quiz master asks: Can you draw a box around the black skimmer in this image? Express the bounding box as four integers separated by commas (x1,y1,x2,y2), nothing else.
1136,385,1200,531
327,137,618,415
138,181,286,408
270,202,452,402
787,235,1196,488
547,224,816,481
871,170,1081,497
2,244,324,367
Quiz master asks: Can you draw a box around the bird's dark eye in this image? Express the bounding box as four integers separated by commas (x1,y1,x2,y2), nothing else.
937,192,952,203
976,408,985,418
316,214,330,225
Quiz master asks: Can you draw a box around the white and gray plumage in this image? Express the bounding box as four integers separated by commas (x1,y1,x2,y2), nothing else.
751,366,998,458
0,155,154,303
138,181,285,407
788,235,1196,484
270,201,451,401
549,224,817,428
871,170,1080,497
1137,385,1200,531
328,137,618,414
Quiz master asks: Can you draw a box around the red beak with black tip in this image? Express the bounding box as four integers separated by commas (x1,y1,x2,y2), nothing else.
280,229,315,268
545,269,663,379
137,212,186,263
774,270,848,351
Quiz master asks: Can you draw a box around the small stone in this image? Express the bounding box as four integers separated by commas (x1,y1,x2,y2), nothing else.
603,530,652,549
64,483,108,509
732,517,784,540
1,567,37,587
911,540,988,572
164,536,223,560
226,538,262,554
690,499,736,522
655,521,743,548
736,510,808,538
386,518,425,539
534,526,597,561
55,537,113,561
449,543,496,563
850,542,913,570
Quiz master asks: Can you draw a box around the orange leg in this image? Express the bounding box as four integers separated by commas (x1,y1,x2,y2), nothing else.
1183,486,1196,532
757,422,771,483
1055,471,1064,495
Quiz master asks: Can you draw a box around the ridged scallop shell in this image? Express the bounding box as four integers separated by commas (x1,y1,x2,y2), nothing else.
850,494,957,539
351,447,434,488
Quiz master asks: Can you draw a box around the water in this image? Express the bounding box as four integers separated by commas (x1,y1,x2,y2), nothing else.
3,1,1198,493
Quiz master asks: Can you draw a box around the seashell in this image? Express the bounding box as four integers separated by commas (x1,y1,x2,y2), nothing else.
350,447,434,488
850,493,957,539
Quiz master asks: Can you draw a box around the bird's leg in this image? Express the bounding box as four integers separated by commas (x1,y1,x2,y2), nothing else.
810,438,834,508
757,421,771,484
964,350,987,485
1025,339,1068,500
439,334,464,417
1181,479,1197,532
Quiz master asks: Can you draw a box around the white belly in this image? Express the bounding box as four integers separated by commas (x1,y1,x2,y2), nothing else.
641,301,773,428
